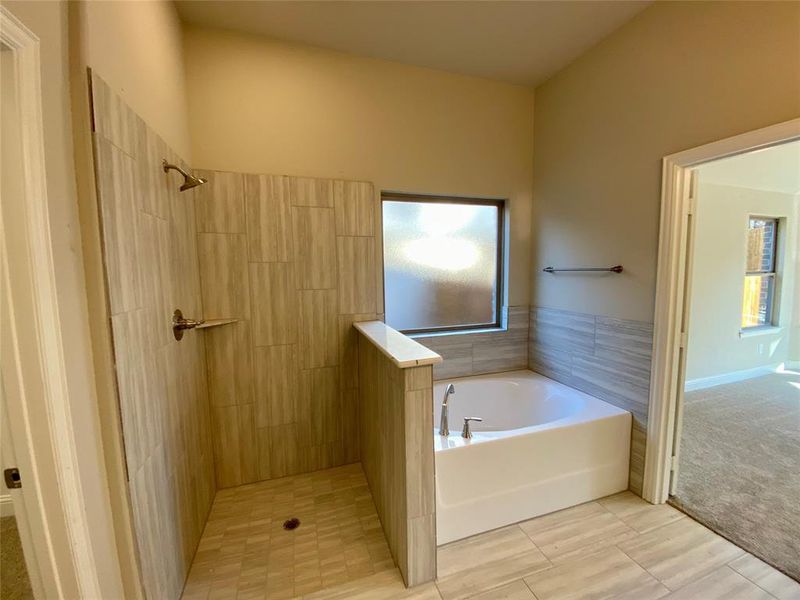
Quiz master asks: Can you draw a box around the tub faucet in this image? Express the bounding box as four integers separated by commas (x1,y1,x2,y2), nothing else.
439,384,455,436
461,417,483,439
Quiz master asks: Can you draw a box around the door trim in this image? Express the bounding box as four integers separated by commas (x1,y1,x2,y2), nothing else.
1,7,119,597
643,117,800,503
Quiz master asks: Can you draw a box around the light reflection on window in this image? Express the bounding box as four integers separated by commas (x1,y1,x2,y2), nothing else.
383,197,501,333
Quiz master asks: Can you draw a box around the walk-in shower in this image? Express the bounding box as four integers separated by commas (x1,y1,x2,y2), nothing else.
162,159,207,191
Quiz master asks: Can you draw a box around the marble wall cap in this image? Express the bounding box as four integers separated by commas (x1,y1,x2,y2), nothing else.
354,321,443,368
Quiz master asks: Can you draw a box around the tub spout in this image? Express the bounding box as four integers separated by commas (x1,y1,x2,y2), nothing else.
439,383,455,436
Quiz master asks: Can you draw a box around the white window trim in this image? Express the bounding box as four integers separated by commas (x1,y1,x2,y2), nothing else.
739,325,783,338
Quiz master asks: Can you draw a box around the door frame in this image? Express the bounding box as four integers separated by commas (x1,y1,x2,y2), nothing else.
1,7,122,597
643,117,800,503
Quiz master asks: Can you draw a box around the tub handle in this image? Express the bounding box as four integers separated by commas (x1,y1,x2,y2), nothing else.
461,417,482,439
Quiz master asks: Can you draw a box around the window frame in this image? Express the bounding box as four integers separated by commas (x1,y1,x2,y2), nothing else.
741,215,780,330
381,191,506,335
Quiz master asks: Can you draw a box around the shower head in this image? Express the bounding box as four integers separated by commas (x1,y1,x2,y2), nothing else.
162,159,208,192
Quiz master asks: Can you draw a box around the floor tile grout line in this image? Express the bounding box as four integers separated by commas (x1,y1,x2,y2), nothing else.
721,564,782,600
611,540,670,592
724,559,785,600
522,577,542,600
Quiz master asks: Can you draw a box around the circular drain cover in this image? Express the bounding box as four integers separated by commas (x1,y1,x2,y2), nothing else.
283,518,300,531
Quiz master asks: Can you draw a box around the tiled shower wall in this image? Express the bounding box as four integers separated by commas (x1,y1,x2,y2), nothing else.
194,171,379,488
90,74,215,599
527,306,653,494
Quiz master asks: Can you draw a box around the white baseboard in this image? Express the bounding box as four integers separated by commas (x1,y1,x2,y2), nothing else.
685,364,783,392
0,494,13,518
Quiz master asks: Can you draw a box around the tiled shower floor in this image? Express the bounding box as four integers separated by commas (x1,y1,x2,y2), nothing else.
181,464,395,599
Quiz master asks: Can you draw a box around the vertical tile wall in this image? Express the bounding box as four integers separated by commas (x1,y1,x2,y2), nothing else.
527,306,653,494
357,340,436,586
195,172,379,488
90,73,215,599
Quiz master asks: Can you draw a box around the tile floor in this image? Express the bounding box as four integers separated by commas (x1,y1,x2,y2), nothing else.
181,464,395,599
182,464,800,600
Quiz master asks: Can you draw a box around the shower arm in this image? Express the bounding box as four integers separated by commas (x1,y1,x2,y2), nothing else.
162,159,190,178
162,159,208,192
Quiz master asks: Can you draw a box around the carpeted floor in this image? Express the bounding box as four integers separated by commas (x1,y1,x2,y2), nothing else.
1,516,33,599
672,370,800,582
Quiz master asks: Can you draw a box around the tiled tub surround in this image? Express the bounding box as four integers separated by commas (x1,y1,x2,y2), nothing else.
528,306,653,495
357,322,441,587
90,73,216,599
415,306,530,380
434,371,631,545
194,169,381,488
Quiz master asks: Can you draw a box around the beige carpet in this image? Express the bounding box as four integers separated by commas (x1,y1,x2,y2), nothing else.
672,371,800,581
1,516,33,599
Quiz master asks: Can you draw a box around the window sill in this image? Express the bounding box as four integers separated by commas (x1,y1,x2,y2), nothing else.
410,326,507,340
739,326,783,338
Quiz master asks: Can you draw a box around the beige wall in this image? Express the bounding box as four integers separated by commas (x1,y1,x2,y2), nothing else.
531,1,800,322
76,0,192,159
183,26,535,306
1,1,125,596
789,193,800,366
686,183,799,381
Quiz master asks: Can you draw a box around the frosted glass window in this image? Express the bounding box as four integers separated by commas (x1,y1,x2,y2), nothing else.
382,195,502,333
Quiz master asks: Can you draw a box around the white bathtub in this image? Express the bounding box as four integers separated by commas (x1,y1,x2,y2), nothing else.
434,370,631,544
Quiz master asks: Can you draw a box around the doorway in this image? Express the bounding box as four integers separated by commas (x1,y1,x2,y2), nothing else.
671,141,800,579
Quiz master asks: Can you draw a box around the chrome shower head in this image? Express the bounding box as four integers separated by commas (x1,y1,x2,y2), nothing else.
162,159,208,192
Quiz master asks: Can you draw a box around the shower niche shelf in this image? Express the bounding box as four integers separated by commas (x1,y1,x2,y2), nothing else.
196,318,239,329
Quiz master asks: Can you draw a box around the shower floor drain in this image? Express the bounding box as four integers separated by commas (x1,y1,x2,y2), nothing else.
283,518,301,531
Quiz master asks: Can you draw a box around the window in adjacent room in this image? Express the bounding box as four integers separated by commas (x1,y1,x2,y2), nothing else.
382,193,504,334
741,216,779,329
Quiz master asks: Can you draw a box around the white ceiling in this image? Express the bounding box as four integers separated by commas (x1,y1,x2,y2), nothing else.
175,1,651,87
699,140,800,195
